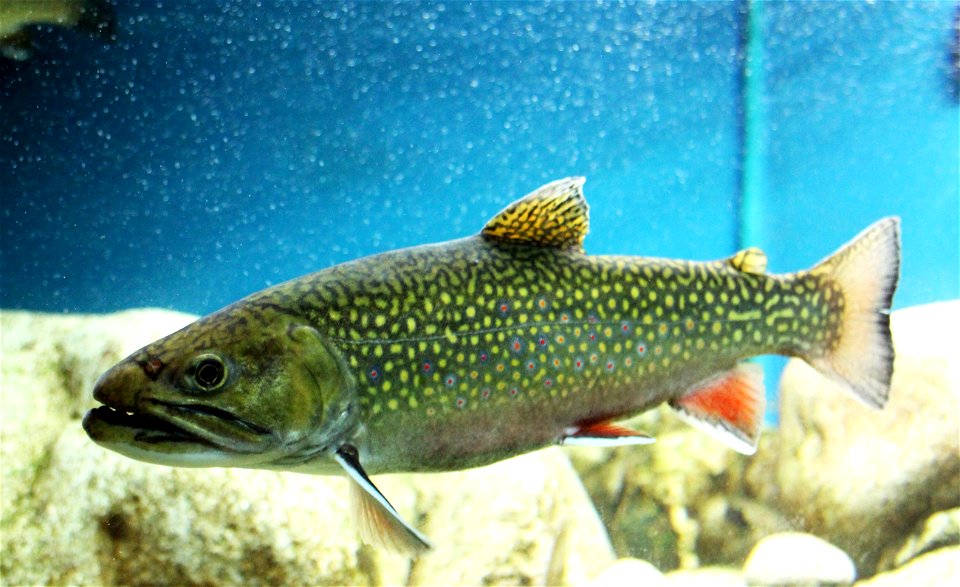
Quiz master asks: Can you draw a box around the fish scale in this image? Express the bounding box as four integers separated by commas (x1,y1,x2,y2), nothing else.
84,176,900,554
277,238,840,475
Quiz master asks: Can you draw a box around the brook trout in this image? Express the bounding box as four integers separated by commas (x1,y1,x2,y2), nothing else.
84,177,901,553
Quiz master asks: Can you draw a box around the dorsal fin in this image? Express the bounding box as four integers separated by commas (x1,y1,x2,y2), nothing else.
481,177,589,250
728,247,768,275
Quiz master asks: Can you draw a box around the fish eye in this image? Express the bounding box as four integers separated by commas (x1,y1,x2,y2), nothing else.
190,354,227,391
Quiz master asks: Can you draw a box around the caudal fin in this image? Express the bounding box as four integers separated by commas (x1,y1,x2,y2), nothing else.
807,217,901,408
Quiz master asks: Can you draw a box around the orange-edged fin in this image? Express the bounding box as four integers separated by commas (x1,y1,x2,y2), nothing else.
808,217,901,408
481,177,589,250
559,421,655,447
334,446,431,555
669,363,765,455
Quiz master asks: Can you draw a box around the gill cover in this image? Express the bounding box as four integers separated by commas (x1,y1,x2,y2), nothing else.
84,312,358,471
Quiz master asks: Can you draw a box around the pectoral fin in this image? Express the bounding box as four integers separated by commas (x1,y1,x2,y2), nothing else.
334,445,432,555
559,420,655,447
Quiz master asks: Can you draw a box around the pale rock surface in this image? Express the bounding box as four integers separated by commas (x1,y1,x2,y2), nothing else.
665,567,745,587
767,301,960,574
570,407,790,571
584,558,668,587
852,547,959,587
1,309,615,586
742,532,856,586
877,508,960,572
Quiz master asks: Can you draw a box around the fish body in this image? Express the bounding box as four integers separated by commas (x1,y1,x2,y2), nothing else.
0,0,115,61
84,177,901,552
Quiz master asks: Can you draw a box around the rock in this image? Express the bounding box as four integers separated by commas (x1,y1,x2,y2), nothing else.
877,508,960,572
853,547,959,587
665,566,745,587
743,532,856,587
404,448,616,586
570,406,790,571
0,308,196,524
585,558,668,587
767,301,960,574
0,309,615,586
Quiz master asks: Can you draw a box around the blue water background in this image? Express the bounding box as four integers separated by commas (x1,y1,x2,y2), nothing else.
2,1,958,417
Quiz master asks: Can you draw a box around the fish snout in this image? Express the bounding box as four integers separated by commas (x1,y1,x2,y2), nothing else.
92,359,148,410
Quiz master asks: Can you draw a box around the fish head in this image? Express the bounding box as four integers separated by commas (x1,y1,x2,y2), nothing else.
83,305,355,470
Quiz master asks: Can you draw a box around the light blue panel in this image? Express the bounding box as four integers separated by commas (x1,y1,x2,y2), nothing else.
761,1,959,307
1,1,742,314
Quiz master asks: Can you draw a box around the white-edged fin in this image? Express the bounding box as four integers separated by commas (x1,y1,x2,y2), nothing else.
559,421,655,447
808,217,901,408
334,446,432,555
669,363,765,455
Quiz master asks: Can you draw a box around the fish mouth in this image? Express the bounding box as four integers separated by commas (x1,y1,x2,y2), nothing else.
84,404,203,445
83,400,274,459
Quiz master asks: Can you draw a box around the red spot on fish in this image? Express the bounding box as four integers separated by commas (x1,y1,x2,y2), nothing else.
560,314,570,322
479,352,489,362
527,361,536,371
445,375,456,387
481,388,491,399
143,358,163,377
537,298,548,310
538,337,547,346
509,387,519,397
575,358,584,370
512,338,522,353
544,378,553,387
369,368,380,381
622,323,630,333
589,332,597,341
422,362,432,373
606,361,615,371
637,345,646,354
456,397,466,409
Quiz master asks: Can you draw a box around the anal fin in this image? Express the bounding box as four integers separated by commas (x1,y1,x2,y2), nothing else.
334,446,432,555
559,421,655,447
669,363,765,455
